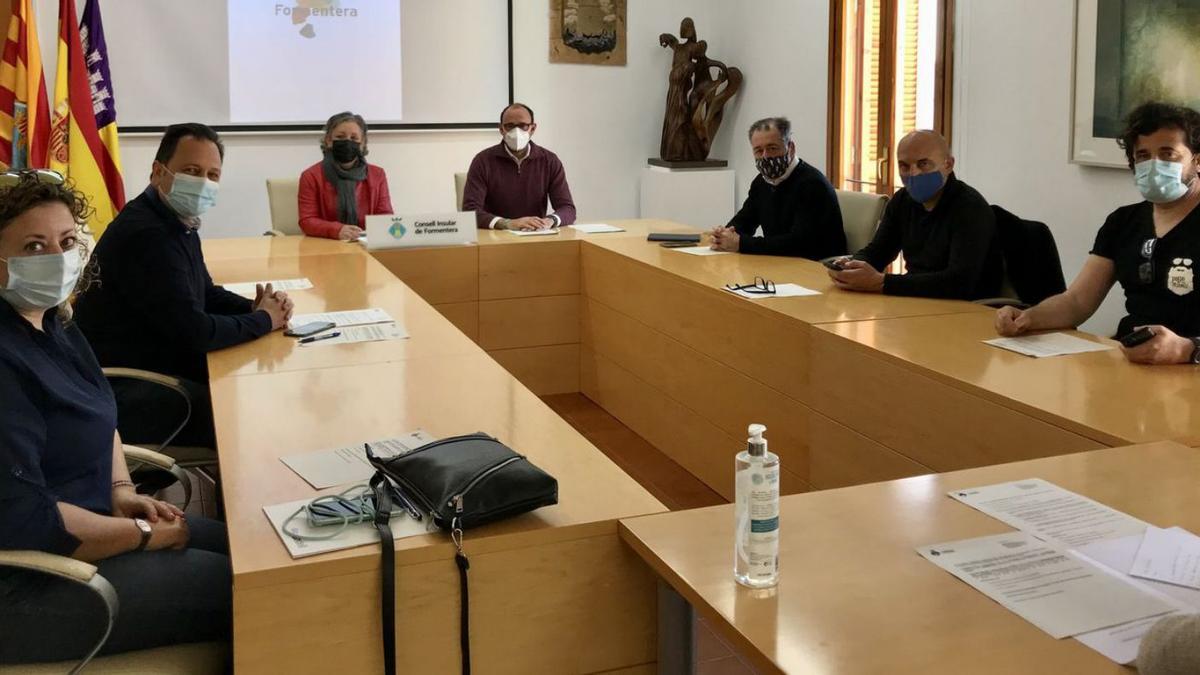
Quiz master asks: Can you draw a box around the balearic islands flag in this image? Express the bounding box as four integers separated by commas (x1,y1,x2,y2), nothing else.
0,0,51,169
50,0,125,237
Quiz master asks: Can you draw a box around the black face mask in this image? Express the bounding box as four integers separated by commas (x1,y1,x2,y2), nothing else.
330,139,362,163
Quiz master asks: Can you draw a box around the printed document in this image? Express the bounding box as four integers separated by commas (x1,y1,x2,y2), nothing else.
918,531,1175,639
948,478,1147,548
672,246,729,256
289,308,394,329
1131,526,1200,590
280,431,437,489
299,322,409,347
984,333,1113,358
223,278,313,297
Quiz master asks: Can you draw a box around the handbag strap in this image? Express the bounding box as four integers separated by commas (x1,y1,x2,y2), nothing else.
452,520,472,675
373,473,473,675
370,471,397,675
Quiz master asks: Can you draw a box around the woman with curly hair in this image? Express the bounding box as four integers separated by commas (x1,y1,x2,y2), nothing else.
0,173,230,665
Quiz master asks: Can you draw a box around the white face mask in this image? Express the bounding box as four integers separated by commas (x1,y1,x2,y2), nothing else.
0,249,83,311
164,170,220,218
504,128,531,153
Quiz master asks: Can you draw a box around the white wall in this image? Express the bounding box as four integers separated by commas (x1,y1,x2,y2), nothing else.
710,1,832,202
26,0,830,239
953,0,1131,335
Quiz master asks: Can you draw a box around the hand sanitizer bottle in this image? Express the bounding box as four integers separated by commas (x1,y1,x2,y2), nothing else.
734,423,780,588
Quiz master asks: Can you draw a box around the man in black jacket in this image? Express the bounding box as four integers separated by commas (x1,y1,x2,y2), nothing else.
710,117,847,259
76,123,293,447
828,129,1002,299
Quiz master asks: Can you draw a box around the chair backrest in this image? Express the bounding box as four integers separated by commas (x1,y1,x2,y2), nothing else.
991,204,1067,305
454,172,468,211
835,189,889,253
265,178,301,236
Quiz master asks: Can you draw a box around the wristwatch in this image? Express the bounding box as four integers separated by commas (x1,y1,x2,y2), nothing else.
1190,337,1200,364
133,518,152,552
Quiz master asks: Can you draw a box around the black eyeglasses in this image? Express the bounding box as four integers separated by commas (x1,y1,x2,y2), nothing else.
1139,237,1157,285
725,277,776,295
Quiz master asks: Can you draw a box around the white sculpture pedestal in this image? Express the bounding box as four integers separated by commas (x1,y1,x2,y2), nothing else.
638,164,736,230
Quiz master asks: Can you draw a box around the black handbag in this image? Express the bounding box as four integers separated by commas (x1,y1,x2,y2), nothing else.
365,433,558,675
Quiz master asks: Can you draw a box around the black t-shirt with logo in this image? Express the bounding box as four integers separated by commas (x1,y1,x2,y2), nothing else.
1091,201,1200,338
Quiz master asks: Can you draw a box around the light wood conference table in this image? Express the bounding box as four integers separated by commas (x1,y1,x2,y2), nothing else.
203,243,666,673
813,311,1200,453
620,441,1199,675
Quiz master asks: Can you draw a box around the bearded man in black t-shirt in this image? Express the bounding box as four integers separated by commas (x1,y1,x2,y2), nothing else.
996,102,1200,366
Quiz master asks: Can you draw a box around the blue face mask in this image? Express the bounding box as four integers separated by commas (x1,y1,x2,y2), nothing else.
164,170,219,218
902,170,946,204
1135,159,1192,204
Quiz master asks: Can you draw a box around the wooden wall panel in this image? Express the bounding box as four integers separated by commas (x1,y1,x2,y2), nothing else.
479,295,580,350
489,344,581,395
372,246,479,304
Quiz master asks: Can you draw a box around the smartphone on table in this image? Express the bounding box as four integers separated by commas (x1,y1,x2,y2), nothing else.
285,321,336,338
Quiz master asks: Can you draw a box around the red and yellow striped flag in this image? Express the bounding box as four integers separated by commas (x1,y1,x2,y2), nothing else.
0,0,51,169
49,0,124,237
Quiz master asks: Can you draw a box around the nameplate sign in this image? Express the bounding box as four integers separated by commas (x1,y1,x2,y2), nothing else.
365,212,477,250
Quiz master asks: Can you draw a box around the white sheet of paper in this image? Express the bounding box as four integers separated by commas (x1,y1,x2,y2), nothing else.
1077,531,1200,608
568,223,625,234
949,478,1148,548
280,431,437,489
1131,527,1200,590
289,308,394,329
1072,530,1200,664
299,322,409,348
984,333,1113,358
507,228,559,237
263,495,432,559
723,283,821,300
223,278,313,297
1074,611,1185,665
672,246,729,256
918,531,1175,639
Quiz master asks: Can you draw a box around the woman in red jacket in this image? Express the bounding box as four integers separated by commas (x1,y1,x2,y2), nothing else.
297,111,394,240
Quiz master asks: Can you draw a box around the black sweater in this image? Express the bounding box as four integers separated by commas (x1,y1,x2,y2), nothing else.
855,173,1003,299
726,160,847,259
75,188,271,382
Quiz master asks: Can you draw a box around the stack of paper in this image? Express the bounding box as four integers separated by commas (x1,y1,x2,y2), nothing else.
984,333,1113,358
263,496,431,559
918,531,1175,639
941,479,1200,664
224,278,314,297
289,308,394,329
568,223,625,234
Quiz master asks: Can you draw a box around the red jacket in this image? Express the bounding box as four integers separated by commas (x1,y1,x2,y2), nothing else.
297,161,394,238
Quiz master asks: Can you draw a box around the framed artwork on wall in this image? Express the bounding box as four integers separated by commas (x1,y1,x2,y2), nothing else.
1072,0,1200,167
549,0,627,66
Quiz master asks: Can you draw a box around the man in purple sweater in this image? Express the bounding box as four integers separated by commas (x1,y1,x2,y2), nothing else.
462,103,577,231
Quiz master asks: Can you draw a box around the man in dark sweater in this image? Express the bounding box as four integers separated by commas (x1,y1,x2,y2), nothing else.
75,123,293,447
462,102,576,231
710,116,846,258
829,129,1002,299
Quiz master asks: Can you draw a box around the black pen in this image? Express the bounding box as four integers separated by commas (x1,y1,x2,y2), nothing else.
299,331,341,344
